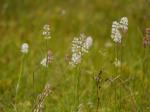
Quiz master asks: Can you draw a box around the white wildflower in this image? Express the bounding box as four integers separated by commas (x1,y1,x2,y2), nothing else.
21,43,29,54
120,17,128,32
114,58,121,67
69,53,81,66
111,17,128,43
111,21,122,43
43,24,51,39
70,34,93,67
72,34,87,55
112,21,120,29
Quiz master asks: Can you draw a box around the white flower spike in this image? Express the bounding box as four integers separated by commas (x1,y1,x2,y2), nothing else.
111,17,128,43
70,33,93,67
43,24,51,39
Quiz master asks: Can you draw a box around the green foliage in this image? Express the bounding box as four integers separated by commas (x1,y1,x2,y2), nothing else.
0,0,150,111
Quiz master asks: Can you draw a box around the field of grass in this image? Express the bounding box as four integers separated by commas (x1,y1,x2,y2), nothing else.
0,0,150,112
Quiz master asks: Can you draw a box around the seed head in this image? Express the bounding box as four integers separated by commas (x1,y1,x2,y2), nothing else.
33,83,52,112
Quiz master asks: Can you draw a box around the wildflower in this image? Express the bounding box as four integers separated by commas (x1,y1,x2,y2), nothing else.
69,53,81,66
111,21,122,43
42,24,51,39
21,43,29,54
40,50,53,67
111,17,128,43
69,34,93,67
120,17,128,33
72,34,87,55
114,58,121,67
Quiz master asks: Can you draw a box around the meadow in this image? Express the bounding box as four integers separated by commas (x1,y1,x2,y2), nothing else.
0,0,150,112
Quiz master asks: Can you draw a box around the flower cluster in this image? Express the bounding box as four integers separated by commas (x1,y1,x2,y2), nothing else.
21,43,29,54
41,50,53,67
111,17,128,43
42,24,51,39
69,34,93,67
120,17,128,33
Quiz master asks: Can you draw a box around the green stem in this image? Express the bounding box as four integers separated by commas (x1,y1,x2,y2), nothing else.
73,66,80,111
32,65,41,102
119,43,123,111
43,39,49,87
114,43,118,111
15,54,25,111
76,67,80,108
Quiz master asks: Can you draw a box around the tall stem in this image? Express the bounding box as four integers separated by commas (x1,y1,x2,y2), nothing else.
44,39,49,85
15,54,25,111
32,65,41,102
73,66,80,111
114,43,118,111
119,42,122,111
76,67,80,108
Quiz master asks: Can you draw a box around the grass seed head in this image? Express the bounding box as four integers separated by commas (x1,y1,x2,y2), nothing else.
33,83,52,112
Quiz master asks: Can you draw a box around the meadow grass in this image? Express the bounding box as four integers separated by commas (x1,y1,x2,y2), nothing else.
0,0,150,112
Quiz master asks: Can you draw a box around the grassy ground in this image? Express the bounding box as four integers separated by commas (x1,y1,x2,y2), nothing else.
0,0,150,112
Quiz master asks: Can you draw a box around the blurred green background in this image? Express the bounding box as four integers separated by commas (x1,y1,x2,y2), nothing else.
0,0,150,111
